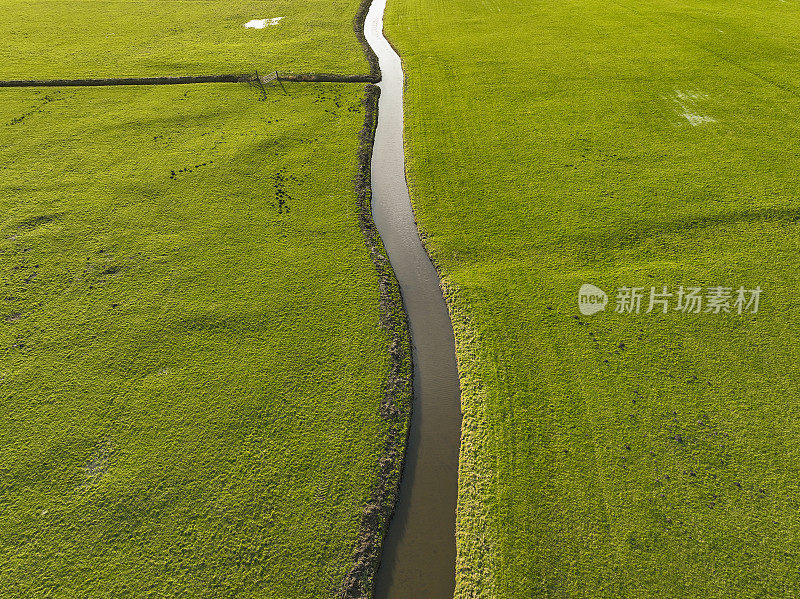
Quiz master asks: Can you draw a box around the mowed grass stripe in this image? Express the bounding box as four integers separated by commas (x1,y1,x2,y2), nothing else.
610,0,800,97
0,83,389,598
386,0,800,596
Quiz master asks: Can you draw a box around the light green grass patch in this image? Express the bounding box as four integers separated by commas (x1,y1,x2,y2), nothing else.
387,0,800,596
0,82,385,598
0,0,368,79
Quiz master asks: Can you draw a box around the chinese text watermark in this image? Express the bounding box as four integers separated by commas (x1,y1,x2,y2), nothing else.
578,283,761,316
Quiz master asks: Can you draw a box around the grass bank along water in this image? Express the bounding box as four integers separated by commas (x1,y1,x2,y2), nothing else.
0,83,394,599
385,0,800,595
364,0,462,596
337,83,413,599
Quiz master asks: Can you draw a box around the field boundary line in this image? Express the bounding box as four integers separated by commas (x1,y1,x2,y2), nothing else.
0,72,379,88
279,72,378,83
0,75,249,87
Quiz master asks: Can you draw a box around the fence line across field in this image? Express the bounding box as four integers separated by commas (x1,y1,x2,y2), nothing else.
0,70,376,88
253,70,287,97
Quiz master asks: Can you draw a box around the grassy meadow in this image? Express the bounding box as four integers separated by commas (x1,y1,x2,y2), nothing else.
0,0,369,79
385,0,800,596
0,83,390,597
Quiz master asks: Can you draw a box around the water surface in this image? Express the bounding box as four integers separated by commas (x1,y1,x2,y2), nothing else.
364,1,463,596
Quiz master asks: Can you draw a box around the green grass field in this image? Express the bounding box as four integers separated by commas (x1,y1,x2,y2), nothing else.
0,83,389,597
0,0,368,79
385,0,800,596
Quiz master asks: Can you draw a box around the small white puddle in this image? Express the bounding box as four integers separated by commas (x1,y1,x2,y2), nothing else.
671,90,716,126
244,17,283,29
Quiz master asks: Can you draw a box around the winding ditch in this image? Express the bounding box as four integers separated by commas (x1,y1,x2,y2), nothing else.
363,0,463,596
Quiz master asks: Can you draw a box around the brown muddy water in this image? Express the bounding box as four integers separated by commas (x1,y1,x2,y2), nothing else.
364,0,462,597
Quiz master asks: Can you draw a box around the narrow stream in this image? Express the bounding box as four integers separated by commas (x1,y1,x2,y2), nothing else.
364,1,462,597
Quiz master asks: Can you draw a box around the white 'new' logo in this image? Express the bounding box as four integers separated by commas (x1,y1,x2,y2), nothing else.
578,284,608,315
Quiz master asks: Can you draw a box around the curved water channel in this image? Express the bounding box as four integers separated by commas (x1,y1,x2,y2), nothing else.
363,1,463,597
